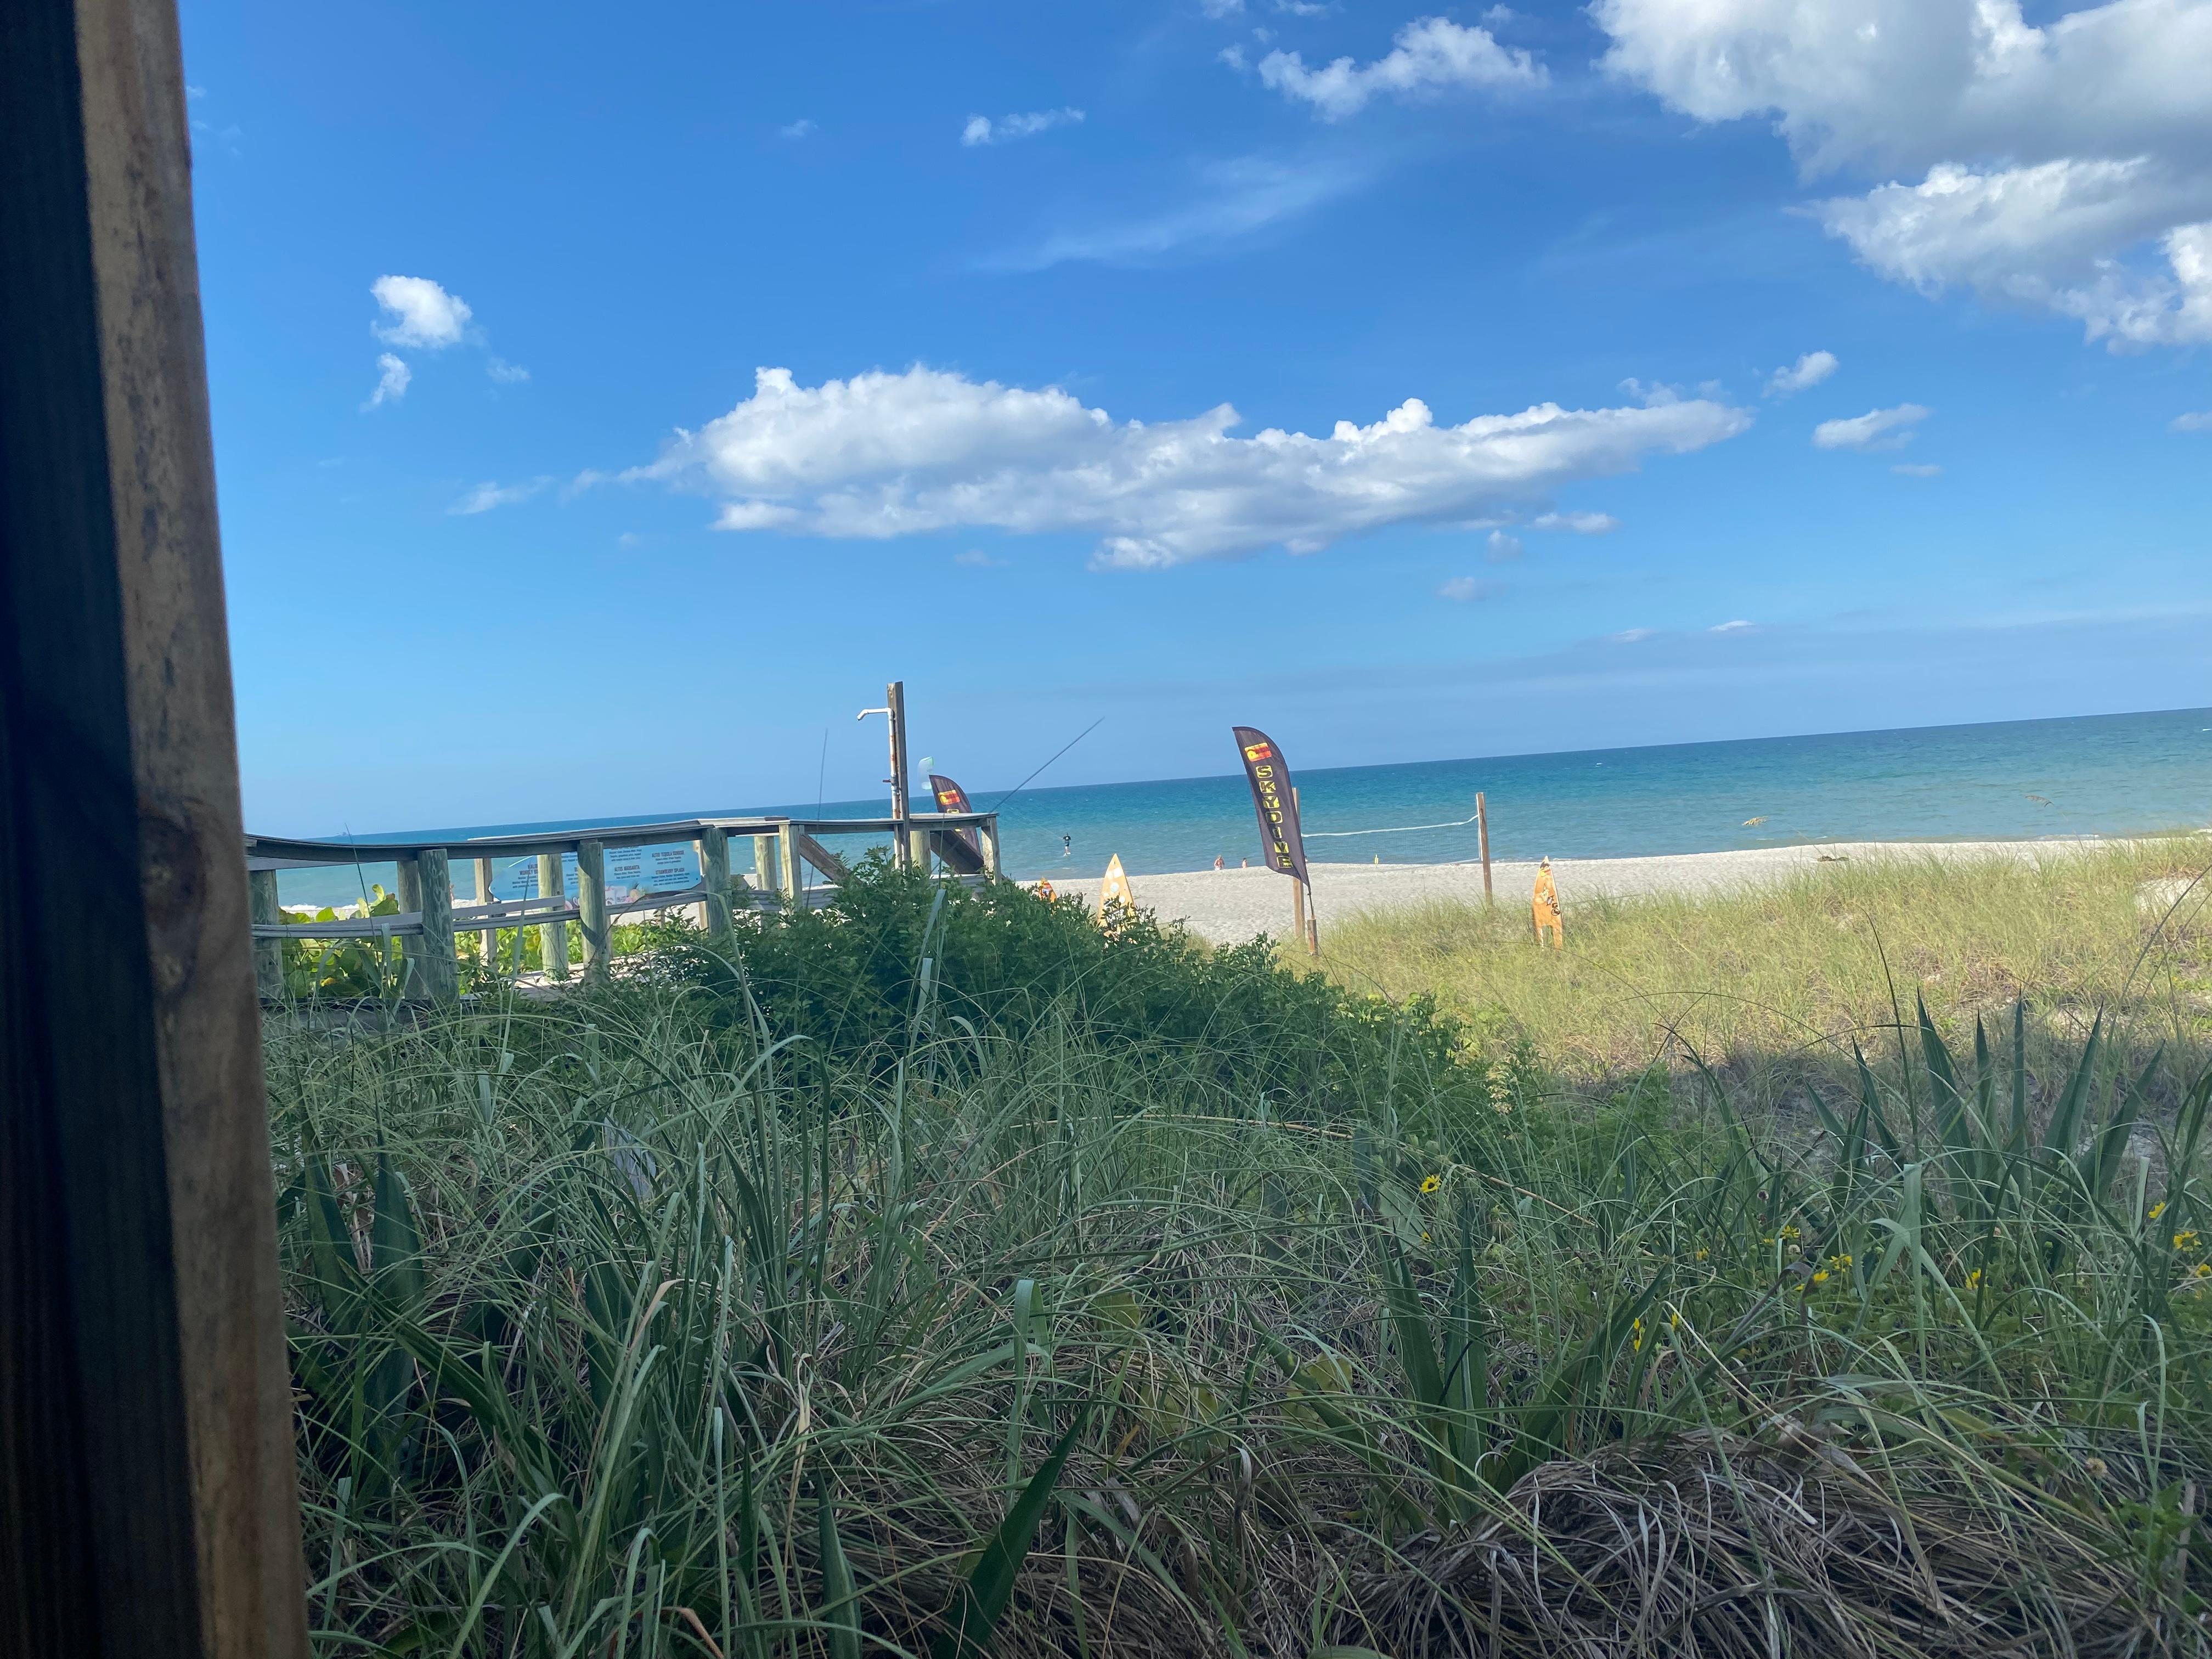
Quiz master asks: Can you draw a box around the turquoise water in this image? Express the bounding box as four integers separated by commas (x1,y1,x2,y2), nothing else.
271,707,2212,910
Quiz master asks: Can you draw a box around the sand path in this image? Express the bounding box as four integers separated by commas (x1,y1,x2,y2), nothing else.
1061,839,2130,946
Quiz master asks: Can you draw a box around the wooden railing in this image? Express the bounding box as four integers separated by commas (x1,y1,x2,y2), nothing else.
245,810,1002,1003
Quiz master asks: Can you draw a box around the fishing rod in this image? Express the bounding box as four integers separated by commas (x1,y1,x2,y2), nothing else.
987,716,1105,814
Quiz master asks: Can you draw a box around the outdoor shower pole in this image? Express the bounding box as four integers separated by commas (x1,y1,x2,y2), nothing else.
887,680,912,871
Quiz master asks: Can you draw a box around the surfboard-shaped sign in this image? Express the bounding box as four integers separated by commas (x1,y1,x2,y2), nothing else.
1097,853,1136,922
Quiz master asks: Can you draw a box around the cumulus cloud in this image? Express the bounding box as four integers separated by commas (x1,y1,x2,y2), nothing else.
1253,16,1545,121
363,353,410,410
365,275,525,402
1812,403,1930,452
780,118,816,139
1593,0,2212,347
962,109,1085,146
1486,530,1523,561
1531,510,1620,533
623,364,1750,570
2174,410,2212,432
371,275,473,349
449,478,551,515
1766,350,1839,396
1439,576,1506,601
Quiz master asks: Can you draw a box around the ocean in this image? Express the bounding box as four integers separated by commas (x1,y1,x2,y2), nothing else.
268,707,2212,911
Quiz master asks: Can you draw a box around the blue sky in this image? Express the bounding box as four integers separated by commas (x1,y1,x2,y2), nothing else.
179,0,2212,833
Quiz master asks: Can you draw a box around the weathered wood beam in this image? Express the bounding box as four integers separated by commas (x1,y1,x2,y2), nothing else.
696,826,731,940
577,838,608,982
537,852,569,981
247,869,284,999
0,0,311,1651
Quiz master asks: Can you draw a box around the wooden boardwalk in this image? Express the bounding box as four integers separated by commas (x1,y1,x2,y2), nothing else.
246,810,1001,1003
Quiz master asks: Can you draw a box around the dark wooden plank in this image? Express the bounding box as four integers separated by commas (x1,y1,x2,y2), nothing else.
0,2,309,1654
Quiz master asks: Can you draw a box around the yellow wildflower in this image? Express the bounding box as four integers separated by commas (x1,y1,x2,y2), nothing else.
1420,1175,1442,1194
2177,1230,2200,1252
1964,1268,1983,1289
1811,1269,1830,1285
2150,1201,2168,1220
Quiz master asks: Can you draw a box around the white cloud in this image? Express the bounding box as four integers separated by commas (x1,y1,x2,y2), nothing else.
983,154,1364,270
1201,0,1244,15
487,357,531,384
625,364,1751,570
362,353,410,410
371,275,473,349
2174,410,2212,432
1892,462,1945,476
1253,16,1545,121
780,118,816,139
1593,0,2212,347
449,477,550,515
1709,619,1754,633
1765,350,1838,396
1812,403,1930,452
1531,509,1620,533
1610,627,1655,644
962,109,1085,146
1439,576,1505,601
1486,529,1523,561
955,549,1008,567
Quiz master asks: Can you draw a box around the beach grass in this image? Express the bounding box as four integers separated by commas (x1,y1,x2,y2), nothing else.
1320,836,2212,1099
270,859,2212,1656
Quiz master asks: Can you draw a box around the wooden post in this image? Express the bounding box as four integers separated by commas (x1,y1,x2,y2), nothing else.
394,851,458,1005
247,868,283,1000
0,0,312,1646
753,832,777,907
1476,792,1493,905
909,826,930,874
577,838,608,982
887,679,911,871
979,815,1001,879
696,826,731,940
473,855,498,979
780,822,803,904
537,852,569,981
1293,787,1318,956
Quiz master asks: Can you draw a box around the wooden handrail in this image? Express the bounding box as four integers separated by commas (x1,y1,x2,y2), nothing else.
246,809,1003,1001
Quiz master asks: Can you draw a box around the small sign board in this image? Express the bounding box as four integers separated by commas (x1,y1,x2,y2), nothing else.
484,843,701,904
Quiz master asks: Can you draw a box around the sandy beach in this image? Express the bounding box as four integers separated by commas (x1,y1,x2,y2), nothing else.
1059,839,2133,946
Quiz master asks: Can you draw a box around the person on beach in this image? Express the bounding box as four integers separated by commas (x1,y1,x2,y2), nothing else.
1213,855,1224,871
1532,856,1564,949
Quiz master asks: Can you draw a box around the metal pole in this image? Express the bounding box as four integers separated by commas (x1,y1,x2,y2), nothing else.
887,679,911,871
1477,791,1493,906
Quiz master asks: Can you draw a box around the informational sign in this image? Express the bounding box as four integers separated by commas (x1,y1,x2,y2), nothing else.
484,843,701,904
1096,853,1135,921
1232,726,1310,885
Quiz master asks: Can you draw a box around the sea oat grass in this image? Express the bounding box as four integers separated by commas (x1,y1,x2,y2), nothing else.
269,862,2212,1656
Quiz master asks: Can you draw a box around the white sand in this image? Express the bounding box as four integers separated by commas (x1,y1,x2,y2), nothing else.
1048,839,2134,946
